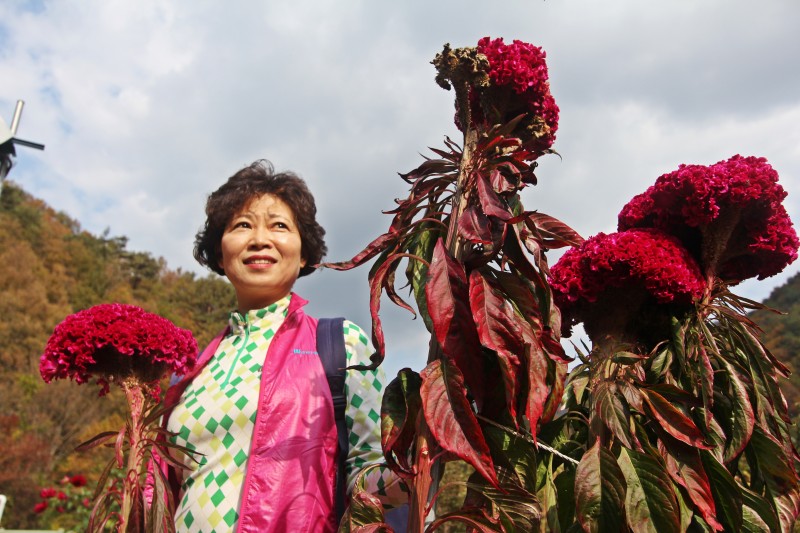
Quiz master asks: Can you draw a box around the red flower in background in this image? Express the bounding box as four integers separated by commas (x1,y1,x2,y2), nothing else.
69,474,88,487
39,487,57,499
33,501,48,514
40,303,197,395
550,229,706,335
619,155,799,281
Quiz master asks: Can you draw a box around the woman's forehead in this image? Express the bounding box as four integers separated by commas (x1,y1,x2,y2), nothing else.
236,193,296,218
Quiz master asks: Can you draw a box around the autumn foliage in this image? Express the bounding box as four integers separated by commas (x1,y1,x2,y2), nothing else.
0,183,234,530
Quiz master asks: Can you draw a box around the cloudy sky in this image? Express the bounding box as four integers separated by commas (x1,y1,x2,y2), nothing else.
2,0,799,377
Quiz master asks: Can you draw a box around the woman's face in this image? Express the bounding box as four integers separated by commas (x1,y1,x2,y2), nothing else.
219,194,306,311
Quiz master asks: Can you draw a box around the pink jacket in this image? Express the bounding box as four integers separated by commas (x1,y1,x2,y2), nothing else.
159,294,339,532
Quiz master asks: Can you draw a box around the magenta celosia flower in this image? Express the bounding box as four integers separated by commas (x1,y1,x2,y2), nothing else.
33,501,48,514
550,229,706,336
619,155,799,281
40,487,57,499
456,36,559,156
40,303,197,395
478,37,551,96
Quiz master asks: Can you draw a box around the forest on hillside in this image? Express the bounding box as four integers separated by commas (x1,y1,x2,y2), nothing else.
752,272,800,419
2,182,800,530
0,181,237,530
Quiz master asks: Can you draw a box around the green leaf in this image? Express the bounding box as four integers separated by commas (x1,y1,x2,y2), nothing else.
618,447,681,533
749,425,798,490
380,369,422,474
646,345,672,382
612,351,648,365
769,486,800,532
405,230,435,331
482,424,537,493
574,440,626,533
594,381,633,449
554,467,577,531
740,486,779,533
465,482,541,531
700,450,743,532
741,505,771,533
537,462,561,533
341,491,388,532
718,359,755,463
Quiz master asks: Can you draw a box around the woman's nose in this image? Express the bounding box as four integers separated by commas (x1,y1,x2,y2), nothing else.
249,227,273,248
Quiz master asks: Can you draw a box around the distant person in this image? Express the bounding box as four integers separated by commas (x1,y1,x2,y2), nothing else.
157,160,404,532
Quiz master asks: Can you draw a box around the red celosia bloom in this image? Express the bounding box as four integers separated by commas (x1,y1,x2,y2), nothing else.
56,506,66,513
619,155,799,281
69,474,88,487
40,303,197,395
33,501,49,514
478,37,551,96
39,487,57,499
57,491,67,500
457,36,559,155
550,229,706,335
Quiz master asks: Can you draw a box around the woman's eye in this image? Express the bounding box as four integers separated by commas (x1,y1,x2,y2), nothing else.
233,221,250,229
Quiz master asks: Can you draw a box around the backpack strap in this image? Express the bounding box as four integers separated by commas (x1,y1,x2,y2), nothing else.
316,317,348,525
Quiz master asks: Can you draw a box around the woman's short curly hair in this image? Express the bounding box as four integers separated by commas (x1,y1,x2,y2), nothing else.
194,160,327,278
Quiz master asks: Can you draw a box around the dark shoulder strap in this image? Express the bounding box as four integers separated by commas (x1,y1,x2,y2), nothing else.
316,317,348,524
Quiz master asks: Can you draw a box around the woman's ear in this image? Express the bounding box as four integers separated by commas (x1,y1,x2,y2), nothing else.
216,249,225,272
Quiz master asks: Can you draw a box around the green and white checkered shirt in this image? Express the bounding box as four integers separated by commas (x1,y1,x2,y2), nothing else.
167,295,403,532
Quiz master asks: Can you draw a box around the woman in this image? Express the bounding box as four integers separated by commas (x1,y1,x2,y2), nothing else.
160,160,403,532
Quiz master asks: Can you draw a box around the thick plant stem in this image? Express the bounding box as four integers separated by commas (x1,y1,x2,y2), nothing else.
120,379,145,533
408,125,479,532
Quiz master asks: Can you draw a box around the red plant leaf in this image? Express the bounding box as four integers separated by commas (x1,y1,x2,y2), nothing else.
322,231,398,271
367,253,421,366
488,168,517,194
640,388,710,449
493,272,543,345
526,339,549,433
420,359,498,487
502,225,545,290
539,349,568,425
468,269,524,420
476,171,511,221
425,239,486,406
524,211,584,248
459,206,494,244
658,438,722,531
75,431,119,452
